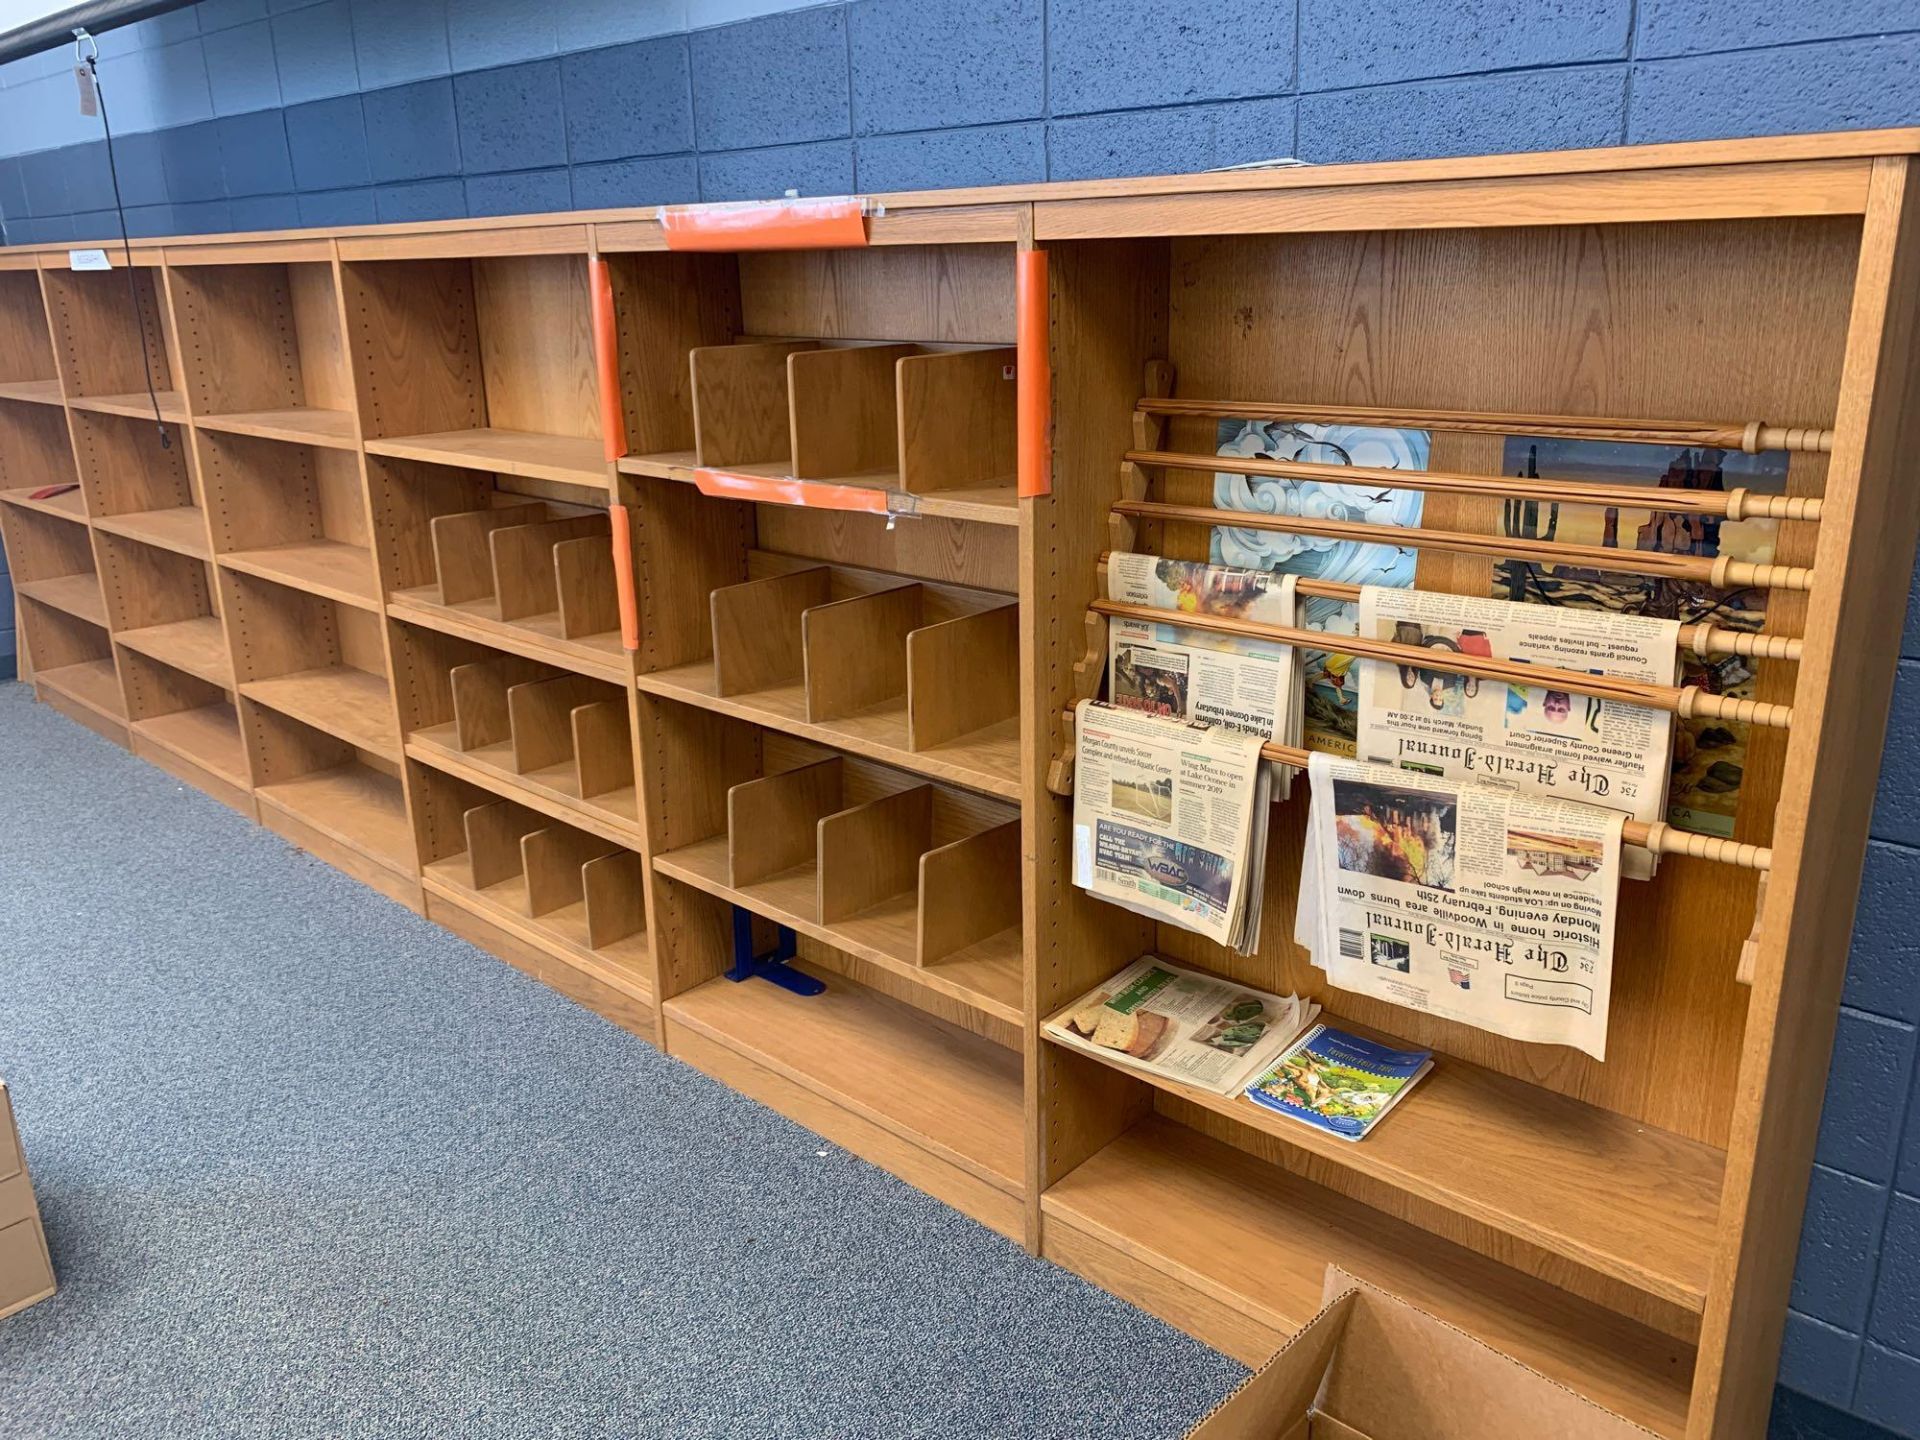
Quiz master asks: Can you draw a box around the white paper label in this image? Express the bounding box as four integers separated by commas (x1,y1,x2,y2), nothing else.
68,248,111,271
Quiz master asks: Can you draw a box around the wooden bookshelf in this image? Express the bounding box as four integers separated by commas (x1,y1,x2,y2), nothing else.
0,131,1913,1439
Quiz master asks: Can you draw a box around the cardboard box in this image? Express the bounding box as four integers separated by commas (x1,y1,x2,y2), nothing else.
0,1080,56,1321
1185,1268,1657,1440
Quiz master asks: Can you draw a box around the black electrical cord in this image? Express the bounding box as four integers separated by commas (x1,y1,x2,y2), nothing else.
77,34,169,450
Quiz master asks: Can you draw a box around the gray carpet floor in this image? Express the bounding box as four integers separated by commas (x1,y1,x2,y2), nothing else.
0,682,1245,1439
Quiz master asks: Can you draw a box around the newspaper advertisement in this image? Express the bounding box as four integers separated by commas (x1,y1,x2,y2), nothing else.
1072,700,1272,953
1043,954,1319,1095
1353,585,1680,879
1212,420,1432,755
1105,551,1302,796
1296,752,1625,1060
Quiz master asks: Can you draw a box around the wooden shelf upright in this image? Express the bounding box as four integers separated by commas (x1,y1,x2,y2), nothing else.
0,130,1913,1440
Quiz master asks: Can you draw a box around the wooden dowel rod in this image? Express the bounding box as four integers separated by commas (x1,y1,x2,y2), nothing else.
1092,599,1791,729
1053,709,1772,871
1094,553,1803,662
1113,498,1816,593
1131,449,1825,523
1135,397,1835,455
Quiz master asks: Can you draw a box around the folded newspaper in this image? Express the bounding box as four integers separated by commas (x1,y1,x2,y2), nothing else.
1073,700,1273,953
1044,954,1320,1095
1353,585,1680,879
1105,552,1303,798
1296,752,1625,1060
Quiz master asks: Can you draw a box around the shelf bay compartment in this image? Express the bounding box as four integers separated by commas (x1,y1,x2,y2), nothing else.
661,938,1024,1240
95,531,233,691
608,245,1019,523
221,567,399,762
198,427,377,608
413,763,651,1012
368,444,623,667
644,697,1020,1033
1042,1114,1692,1437
0,269,56,386
41,262,184,416
0,395,80,502
641,549,1019,799
393,621,637,844
18,594,125,743
118,643,250,814
0,499,100,597
72,409,209,557
244,702,417,908
167,258,357,447
342,253,605,488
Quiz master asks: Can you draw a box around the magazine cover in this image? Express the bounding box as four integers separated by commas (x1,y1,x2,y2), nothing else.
1211,420,1431,755
1044,954,1318,1095
1493,437,1791,838
1244,1023,1433,1141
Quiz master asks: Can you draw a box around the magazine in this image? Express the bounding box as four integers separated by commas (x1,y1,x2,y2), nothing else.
1211,420,1432,755
1352,584,1681,878
1244,1024,1433,1141
1295,752,1625,1060
1105,551,1302,797
1045,954,1320,1095
1072,700,1273,953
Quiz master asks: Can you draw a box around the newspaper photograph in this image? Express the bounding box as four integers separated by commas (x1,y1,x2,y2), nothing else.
1295,753,1625,1060
1072,700,1272,952
1105,552,1302,796
1044,954,1319,1095
1211,419,1432,755
1353,585,1681,878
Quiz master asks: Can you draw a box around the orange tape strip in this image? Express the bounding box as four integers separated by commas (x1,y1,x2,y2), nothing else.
590,257,627,463
609,504,639,652
660,198,869,251
692,467,892,514
1016,248,1050,498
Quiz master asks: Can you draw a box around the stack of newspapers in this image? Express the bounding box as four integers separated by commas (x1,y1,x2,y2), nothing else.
1071,552,1307,953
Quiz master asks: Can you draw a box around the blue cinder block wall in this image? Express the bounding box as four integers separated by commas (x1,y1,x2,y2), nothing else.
2,0,1918,1432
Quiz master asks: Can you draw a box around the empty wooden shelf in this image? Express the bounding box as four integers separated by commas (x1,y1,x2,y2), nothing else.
16,574,106,627
364,429,606,488
196,406,357,449
133,702,249,787
664,962,1025,1238
115,615,232,690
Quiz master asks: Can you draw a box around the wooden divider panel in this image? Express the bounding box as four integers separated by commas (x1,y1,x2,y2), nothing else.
607,251,743,456
0,270,55,384
802,585,925,721
689,340,819,467
726,756,845,886
506,674,605,773
466,800,542,889
552,535,620,639
583,850,647,948
710,566,832,695
447,654,553,747
788,343,920,479
522,825,616,917
897,347,1017,495
917,819,1022,967
491,513,608,620
366,458,501,595
817,785,934,924
428,503,548,604
905,603,1019,750
570,699,633,798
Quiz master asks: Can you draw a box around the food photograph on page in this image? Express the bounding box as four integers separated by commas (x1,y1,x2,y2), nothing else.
1212,421,1432,755
1494,436,1792,838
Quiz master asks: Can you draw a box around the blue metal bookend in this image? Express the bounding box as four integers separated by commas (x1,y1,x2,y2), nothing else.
726,906,824,995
